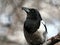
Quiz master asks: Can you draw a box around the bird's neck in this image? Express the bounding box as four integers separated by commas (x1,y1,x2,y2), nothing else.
27,15,37,20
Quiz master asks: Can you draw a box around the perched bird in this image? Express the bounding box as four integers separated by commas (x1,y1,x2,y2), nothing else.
22,7,47,45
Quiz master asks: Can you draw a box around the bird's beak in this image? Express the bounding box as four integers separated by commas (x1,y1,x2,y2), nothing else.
22,7,30,13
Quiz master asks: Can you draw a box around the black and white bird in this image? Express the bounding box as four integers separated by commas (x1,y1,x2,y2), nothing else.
22,7,47,45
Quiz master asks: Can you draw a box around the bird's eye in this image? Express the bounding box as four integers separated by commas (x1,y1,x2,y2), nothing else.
32,11,34,12
31,10,35,13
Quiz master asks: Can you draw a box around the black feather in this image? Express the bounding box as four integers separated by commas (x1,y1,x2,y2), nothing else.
23,8,42,33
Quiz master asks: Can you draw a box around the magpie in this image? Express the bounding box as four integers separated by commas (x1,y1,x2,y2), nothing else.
22,7,47,45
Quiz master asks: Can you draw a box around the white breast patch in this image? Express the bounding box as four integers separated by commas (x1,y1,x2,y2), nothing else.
37,20,46,34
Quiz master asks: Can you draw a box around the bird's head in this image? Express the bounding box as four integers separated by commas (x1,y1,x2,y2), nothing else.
22,7,42,20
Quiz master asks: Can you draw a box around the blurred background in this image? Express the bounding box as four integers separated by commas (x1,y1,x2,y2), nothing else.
0,0,60,45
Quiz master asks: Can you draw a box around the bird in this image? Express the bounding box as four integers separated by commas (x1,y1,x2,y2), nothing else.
22,7,47,45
